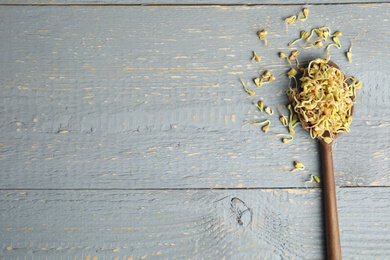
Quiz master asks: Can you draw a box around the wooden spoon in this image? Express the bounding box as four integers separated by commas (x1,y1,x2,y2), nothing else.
297,60,351,260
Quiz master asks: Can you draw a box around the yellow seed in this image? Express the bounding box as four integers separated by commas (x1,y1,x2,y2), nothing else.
282,138,292,143
257,30,268,39
333,31,342,37
323,137,332,144
323,30,329,40
263,70,271,79
279,52,287,58
315,41,323,47
333,36,341,46
254,77,262,87
255,101,264,112
295,161,304,169
268,75,276,83
289,31,309,46
265,107,273,115
289,126,295,135
355,81,362,90
346,51,352,63
280,116,288,126
252,51,261,62
313,175,321,183
285,16,296,25
262,124,270,133
303,8,309,18
289,51,300,61
290,161,305,172
240,78,255,96
287,68,297,76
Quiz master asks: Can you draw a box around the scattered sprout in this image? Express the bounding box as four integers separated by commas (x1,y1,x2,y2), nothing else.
256,71,277,86
280,52,293,68
326,36,342,55
300,40,323,49
263,70,271,79
300,8,309,21
315,41,323,47
240,78,255,96
279,52,288,58
295,161,305,169
254,77,263,87
285,16,297,25
305,28,318,44
346,30,364,63
258,30,268,38
333,36,341,46
257,30,268,47
290,161,305,172
245,120,270,126
262,123,270,133
265,107,274,115
278,104,289,126
272,133,294,143
323,31,329,41
245,120,271,133
289,51,300,68
305,174,321,189
332,31,342,37
289,30,309,46
280,116,288,126
252,51,261,62
254,101,264,111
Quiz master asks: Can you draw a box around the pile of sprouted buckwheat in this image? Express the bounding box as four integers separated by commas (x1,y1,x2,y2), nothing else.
239,6,363,187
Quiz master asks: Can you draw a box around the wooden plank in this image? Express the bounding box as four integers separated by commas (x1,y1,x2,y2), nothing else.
1,188,389,259
0,0,388,5
0,5,389,189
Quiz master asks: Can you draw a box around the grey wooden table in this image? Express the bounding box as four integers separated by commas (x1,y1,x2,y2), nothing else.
1,1,389,259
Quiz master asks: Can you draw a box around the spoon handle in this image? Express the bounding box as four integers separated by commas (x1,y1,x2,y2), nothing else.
320,141,342,260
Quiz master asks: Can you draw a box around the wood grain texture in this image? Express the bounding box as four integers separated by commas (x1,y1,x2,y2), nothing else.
1,188,389,259
0,0,389,5
0,5,389,189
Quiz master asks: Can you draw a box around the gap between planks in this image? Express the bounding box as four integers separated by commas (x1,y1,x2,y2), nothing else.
0,186,389,191
0,2,389,6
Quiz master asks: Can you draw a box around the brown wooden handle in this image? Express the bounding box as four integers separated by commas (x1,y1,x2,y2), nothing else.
320,140,342,260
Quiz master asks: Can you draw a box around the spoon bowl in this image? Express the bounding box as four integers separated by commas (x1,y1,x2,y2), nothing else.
297,60,353,143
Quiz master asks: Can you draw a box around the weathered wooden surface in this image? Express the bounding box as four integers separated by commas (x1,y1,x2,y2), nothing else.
1,2,390,260
1,188,390,259
0,5,389,189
